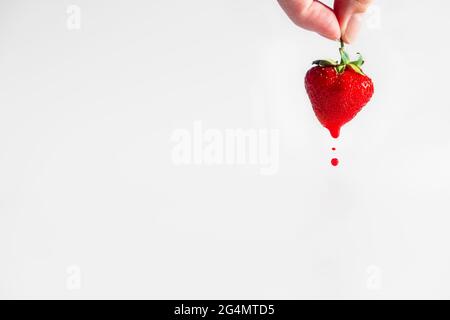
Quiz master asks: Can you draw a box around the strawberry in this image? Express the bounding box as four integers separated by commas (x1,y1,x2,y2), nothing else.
305,41,374,139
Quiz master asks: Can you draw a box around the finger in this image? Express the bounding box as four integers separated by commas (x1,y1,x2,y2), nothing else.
278,0,341,40
334,0,373,43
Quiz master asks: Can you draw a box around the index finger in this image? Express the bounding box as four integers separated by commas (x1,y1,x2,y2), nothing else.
278,0,341,40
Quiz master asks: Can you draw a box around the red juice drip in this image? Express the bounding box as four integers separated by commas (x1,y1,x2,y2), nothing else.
327,125,341,139
331,148,337,166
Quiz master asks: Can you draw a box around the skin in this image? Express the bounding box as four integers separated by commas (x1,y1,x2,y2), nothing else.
277,0,373,43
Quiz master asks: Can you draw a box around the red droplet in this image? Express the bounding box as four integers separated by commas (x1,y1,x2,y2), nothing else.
332,147,336,151
331,158,339,166
327,125,341,139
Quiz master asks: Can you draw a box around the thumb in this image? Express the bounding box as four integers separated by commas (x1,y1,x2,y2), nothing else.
334,0,373,43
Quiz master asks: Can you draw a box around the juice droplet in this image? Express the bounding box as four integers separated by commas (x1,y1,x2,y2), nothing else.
327,126,341,139
331,158,339,166
332,147,336,151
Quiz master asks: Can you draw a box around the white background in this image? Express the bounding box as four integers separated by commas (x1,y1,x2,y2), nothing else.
1,0,450,299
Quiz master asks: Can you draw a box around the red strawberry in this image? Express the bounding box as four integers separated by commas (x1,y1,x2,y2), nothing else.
305,42,374,138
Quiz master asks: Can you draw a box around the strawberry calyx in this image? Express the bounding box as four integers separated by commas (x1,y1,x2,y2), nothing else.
312,39,365,75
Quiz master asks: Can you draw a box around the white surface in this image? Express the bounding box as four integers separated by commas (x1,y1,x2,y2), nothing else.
1,0,450,299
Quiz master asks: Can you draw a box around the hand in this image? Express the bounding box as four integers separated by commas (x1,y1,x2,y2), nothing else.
277,0,373,43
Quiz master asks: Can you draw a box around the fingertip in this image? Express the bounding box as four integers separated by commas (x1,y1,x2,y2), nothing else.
341,13,363,44
334,0,372,44
303,5,341,42
318,29,341,42
278,0,341,42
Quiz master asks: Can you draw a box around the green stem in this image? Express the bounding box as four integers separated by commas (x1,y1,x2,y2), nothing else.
312,40,366,75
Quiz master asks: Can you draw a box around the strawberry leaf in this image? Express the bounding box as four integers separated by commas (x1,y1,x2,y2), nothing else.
348,63,365,75
336,65,346,74
350,53,364,67
312,59,338,67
